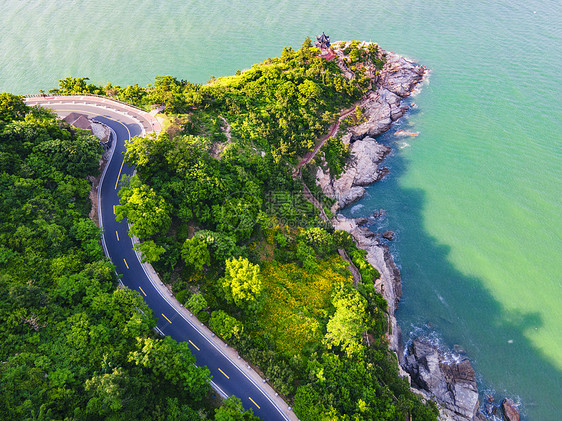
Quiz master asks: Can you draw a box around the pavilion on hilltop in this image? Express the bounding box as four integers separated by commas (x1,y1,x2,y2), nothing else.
315,32,336,60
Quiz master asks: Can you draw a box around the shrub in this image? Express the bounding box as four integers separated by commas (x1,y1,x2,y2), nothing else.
186,293,207,314
296,242,319,273
367,43,386,70
349,247,380,282
172,280,187,293
332,230,354,249
209,310,244,340
274,232,288,248
220,257,263,311
274,248,295,263
301,227,334,256
197,311,210,323
343,40,366,64
321,136,349,177
176,289,190,304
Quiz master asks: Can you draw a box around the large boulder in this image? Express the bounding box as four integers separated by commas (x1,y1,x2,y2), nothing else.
405,338,480,420
380,52,426,98
382,231,395,241
348,89,402,139
316,137,390,209
350,137,391,186
501,398,519,421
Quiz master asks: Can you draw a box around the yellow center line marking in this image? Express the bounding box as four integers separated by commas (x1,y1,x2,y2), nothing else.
114,159,125,189
139,287,147,296
123,258,129,269
188,340,200,351
249,397,260,409
218,368,229,379
115,231,119,241
162,313,172,324
113,205,116,214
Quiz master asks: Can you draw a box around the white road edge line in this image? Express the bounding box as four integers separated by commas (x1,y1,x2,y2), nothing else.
211,381,228,399
97,123,117,257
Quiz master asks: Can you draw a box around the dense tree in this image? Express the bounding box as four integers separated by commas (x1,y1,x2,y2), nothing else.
195,230,239,263
0,93,27,126
215,192,260,241
181,236,211,271
120,83,146,104
209,310,243,340
186,293,208,314
294,346,438,421
128,336,211,399
71,218,104,261
215,396,260,421
50,76,102,95
301,227,334,256
68,38,437,421
116,175,171,239
134,240,166,263
296,241,319,273
0,101,256,420
31,131,103,178
324,282,367,357
220,257,263,311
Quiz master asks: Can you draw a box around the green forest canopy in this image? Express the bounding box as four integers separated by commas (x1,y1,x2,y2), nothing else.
4,38,438,420
0,92,259,420
109,39,437,420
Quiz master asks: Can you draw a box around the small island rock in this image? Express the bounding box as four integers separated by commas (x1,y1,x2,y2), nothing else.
382,231,395,241
501,398,519,421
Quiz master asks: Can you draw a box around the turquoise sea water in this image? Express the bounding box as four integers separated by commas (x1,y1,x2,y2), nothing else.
1,0,560,418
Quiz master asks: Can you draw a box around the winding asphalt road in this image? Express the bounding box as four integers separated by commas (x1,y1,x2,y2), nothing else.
25,97,293,421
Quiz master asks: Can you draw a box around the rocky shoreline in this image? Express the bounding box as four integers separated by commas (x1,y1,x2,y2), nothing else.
317,43,427,356
405,338,484,420
314,44,519,421
317,48,426,211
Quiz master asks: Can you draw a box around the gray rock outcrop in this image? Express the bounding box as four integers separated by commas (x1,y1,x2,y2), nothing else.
317,44,425,373
314,44,515,421
382,231,395,241
319,43,491,420
404,339,480,420
91,121,112,150
348,53,426,140
317,137,390,209
316,50,425,210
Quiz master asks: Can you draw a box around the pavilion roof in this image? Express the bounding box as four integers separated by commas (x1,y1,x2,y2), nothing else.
315,32,331,49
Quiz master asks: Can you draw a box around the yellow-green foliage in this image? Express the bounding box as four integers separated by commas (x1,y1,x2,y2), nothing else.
258,256,351,355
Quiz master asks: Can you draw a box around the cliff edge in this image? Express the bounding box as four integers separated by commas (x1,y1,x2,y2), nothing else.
312,42,486,421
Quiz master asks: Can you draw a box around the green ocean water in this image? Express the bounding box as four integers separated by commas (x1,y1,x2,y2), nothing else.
1,0,560,419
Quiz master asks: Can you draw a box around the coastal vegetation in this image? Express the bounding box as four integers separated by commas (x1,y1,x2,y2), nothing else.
110,39,437,420
2,39,437,420
0,94,258,420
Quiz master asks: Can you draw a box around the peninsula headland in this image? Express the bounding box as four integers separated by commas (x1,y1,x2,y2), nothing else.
1,36,519,421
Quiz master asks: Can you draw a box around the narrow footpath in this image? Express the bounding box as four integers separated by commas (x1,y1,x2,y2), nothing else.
296,103,364,286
